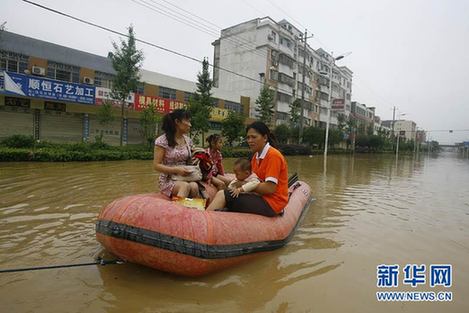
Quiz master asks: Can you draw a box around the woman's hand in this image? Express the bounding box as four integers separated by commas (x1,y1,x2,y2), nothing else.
230,187,242,198
174,167,193,176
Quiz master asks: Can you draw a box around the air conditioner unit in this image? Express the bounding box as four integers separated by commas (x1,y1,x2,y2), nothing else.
32,66,46,76
83,77,94,85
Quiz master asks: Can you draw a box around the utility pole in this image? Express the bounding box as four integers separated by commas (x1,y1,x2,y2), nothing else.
298,29,307,144
391,106,396,151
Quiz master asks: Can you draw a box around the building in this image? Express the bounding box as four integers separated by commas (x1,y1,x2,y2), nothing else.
0,31,250,145
393,120,417,141
212,17,353,127
381,120,418,141
351,101,372,131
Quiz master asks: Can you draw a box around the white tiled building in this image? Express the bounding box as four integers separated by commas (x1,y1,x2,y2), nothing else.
213,17,353,127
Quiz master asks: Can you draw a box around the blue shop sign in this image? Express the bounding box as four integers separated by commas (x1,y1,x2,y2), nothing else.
0,71,95,104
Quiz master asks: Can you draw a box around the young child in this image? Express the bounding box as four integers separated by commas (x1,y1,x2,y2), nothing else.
206,134,232,190
206,158,260,211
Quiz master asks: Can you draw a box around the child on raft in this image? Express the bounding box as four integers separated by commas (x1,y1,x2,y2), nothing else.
206,158,260,211
206,134,232,190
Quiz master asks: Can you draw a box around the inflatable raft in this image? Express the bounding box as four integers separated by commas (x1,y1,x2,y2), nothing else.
96,176,312,276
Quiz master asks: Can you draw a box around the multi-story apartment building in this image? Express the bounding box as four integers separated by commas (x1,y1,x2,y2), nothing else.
0,31,250,145
213,17,353,128
392,120,417,141
351,101,371,129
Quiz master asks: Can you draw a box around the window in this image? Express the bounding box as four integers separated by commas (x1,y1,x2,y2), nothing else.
278,53,294,68
225,100,242,113
276,111,289,121
270,69,278,81
46,61,80,83
278,72,295,87
5,96,30,108
271,31,277,42
0,50,29,74
44,101,66,112
184,92,194,103
280,37,292,49
94,71,115,89
298,82,312,94
271,50,279,66
159,86,176,99
136,82,145,94
277,92,292,103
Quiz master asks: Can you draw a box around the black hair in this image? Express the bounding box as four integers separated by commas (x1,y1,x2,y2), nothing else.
161,109,191,147
245,121,278,148
206,134,222,150
234,158,251,172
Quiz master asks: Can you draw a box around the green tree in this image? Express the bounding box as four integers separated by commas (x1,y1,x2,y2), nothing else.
255,85,275,126
289,99,301,128
221,110,245,146
109,25,144,146
337,113,347,133
187,58,213,144
95,101,115,144
140,103,161,148
345,119,356,150
289,126,299,144
369,135,384,151
303,126,325,148
328,128,343,147
274,124,291,144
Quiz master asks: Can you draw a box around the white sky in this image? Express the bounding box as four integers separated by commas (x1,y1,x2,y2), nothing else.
2,0,469,144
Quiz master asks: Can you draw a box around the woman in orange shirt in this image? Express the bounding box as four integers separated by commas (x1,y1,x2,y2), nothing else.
207,121,288,217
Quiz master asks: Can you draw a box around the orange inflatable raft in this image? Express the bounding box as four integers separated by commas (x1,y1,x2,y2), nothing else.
96,177,312,276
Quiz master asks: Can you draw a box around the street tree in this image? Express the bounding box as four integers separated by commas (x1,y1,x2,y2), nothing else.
255,85,275,127
187,58,213,144
109,25,144,146
274,124,290,144
303,126,325,148
221,110,245,146
289,99,301,128
95,101,114,144
140,103,161,148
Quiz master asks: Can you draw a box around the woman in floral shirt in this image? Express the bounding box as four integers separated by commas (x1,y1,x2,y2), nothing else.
153,109,199,198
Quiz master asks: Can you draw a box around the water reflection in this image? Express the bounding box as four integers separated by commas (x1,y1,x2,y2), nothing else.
1,152,469,312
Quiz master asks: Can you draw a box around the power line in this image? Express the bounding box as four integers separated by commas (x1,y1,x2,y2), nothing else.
132,0,270,60
158,0,266,54
264,0,306,30
21,0,297,98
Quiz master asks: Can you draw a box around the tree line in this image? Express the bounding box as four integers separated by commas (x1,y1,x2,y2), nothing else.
103,26,434,153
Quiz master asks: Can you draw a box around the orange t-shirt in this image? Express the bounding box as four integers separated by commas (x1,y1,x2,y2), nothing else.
251,145,288,213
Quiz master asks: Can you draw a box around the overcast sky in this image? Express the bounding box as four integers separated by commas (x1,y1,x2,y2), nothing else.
2,0,469,144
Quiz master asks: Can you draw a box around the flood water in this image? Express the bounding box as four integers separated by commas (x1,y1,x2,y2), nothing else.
1,152,468,313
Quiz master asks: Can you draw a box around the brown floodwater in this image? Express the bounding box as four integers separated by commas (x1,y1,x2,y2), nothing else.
0,152,468,313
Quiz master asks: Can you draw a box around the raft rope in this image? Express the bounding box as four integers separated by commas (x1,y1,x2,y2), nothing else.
0,257,125,274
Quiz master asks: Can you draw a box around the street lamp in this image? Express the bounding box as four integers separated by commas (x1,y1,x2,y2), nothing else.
395,112,406,158
321,52,350,158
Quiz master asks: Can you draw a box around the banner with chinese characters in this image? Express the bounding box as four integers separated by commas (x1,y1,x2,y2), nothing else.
0,71,95,104
134,94,185,113
95,87,134,106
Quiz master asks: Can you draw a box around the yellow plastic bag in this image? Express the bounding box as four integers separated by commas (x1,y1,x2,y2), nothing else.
172,197,206,210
